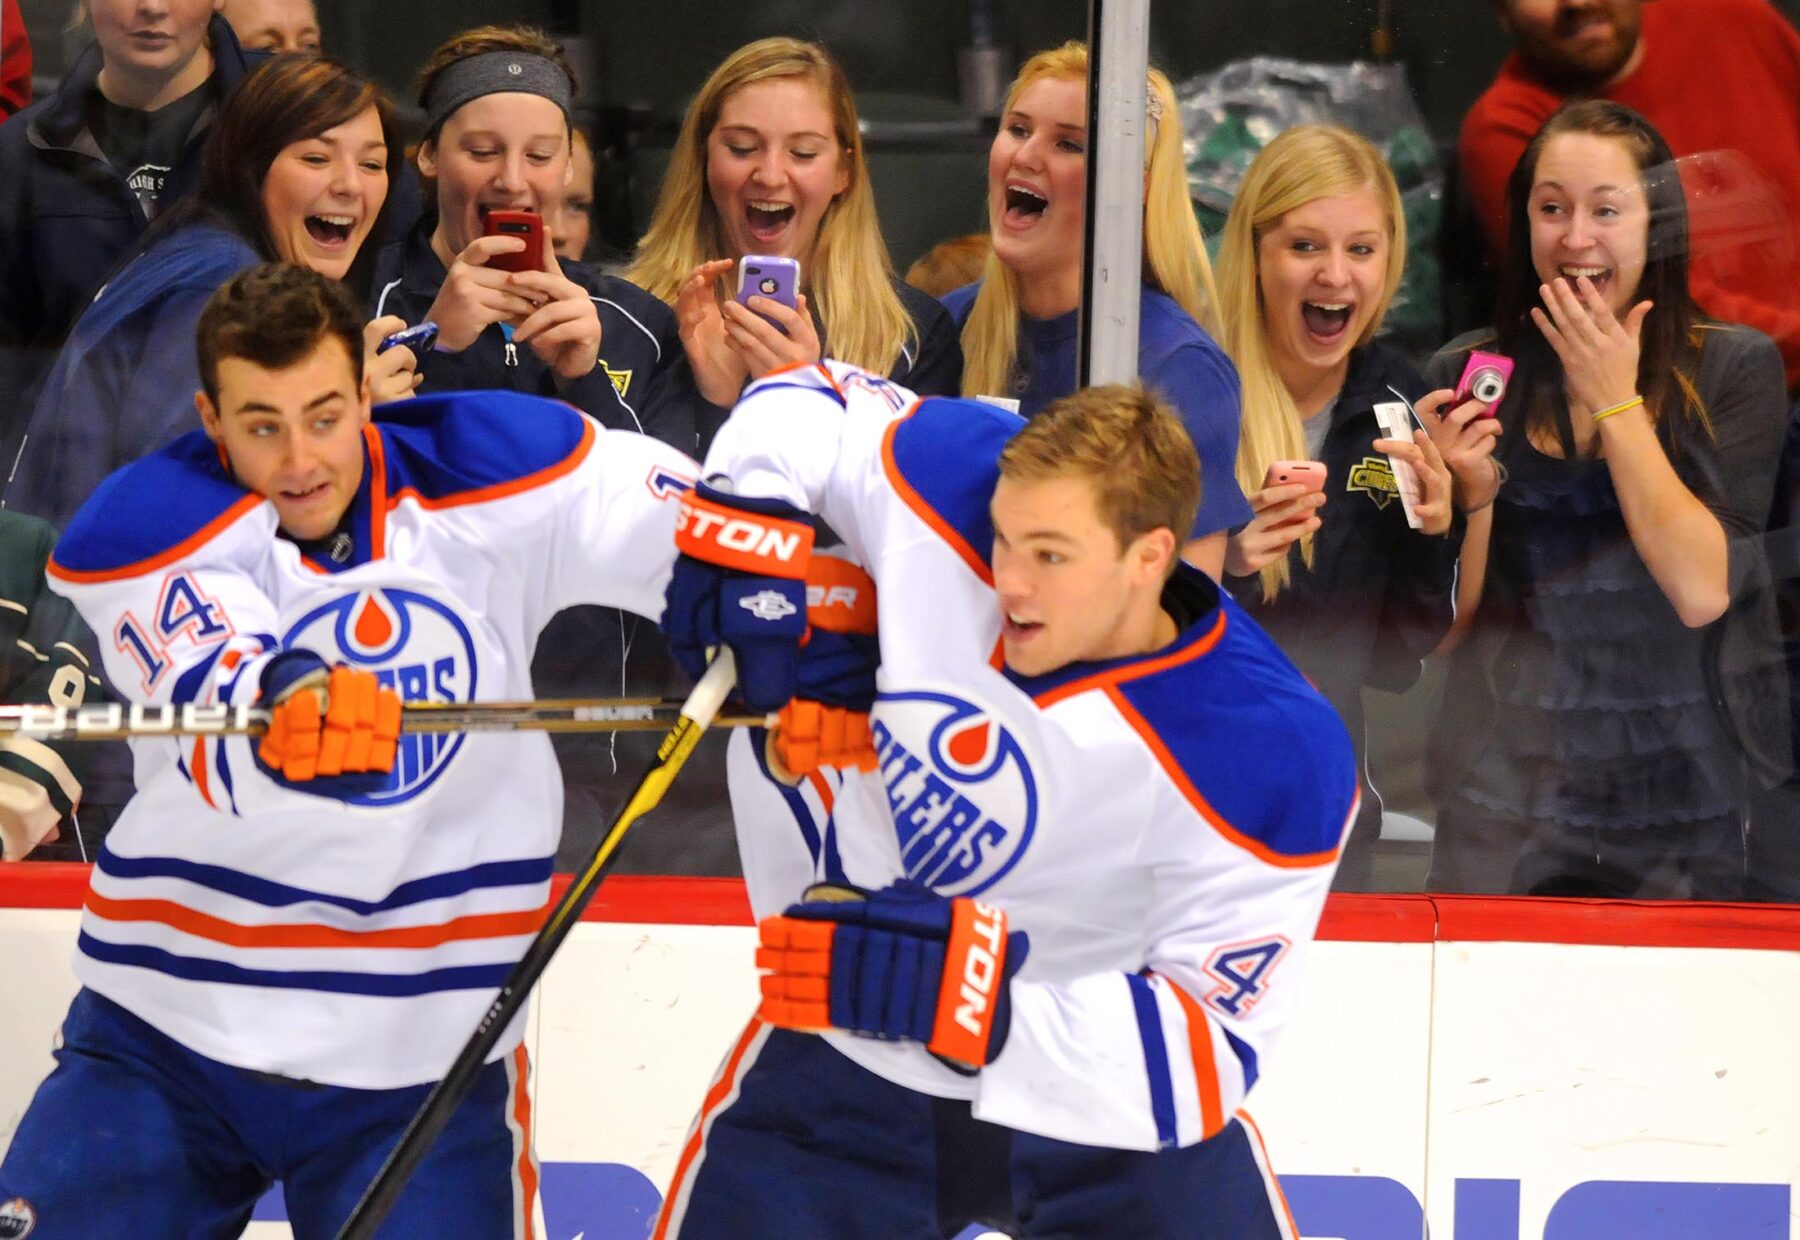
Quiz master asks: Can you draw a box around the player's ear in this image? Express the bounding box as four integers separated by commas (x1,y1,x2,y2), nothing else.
415,139,437,182
1130,526,1176,586
195,390,222,441
358,371,375,423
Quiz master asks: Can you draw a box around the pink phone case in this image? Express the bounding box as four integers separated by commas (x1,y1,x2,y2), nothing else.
1455,351,1514,415
1263,460,1327,494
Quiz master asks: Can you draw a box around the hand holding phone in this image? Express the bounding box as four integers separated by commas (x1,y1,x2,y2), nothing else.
1453,351,1513,415
483,210,546,274
735,255,800,329
377,321,439,356
1262,460,1327,495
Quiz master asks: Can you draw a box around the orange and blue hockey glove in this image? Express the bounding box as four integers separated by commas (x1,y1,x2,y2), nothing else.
757,880,1029,1072
661,482,815,713
775,554,880,777
256,651,402,795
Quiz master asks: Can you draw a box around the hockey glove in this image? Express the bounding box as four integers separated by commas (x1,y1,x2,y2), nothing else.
757,879,1029,1072
776,555,881,776
255,651,402,794
662,482,814,713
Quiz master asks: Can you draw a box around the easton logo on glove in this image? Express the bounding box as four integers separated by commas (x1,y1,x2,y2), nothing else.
675,492,813,578
756,880,1026,1071
739,590,799,623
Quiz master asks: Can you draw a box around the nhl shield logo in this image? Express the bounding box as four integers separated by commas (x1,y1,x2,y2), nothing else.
282,589,480,806
871,689,1039,897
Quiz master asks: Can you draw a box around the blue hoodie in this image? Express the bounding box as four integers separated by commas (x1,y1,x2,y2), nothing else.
6,223,259,530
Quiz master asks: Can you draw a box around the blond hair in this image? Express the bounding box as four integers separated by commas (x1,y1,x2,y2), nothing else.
961,42,1221,400
998,384,1199,567
627,37,914,378
1214,124,1405,600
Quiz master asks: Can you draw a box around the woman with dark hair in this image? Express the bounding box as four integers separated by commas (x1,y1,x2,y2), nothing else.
9,54,404,530
1425,99,1788,898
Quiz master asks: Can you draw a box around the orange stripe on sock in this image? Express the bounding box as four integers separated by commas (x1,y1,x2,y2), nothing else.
512,1042,538,1240
653,1019,764,1240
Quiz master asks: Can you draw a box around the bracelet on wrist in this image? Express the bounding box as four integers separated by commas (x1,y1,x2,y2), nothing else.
1591,394,1644,423
1459,456,1507,515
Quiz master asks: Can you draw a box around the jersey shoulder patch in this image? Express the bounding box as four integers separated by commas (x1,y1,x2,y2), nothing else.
882,396,1022,581
1113,593,1355,866
49,432,260,583
377,390,593,509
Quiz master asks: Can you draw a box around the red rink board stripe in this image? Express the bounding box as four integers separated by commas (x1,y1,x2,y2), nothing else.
4,866,1797,949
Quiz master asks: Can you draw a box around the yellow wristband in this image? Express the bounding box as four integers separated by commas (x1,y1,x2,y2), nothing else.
1591,395,1644,422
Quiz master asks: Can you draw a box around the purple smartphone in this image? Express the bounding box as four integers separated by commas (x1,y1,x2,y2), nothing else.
735,255,800,328
1454,351,1514,415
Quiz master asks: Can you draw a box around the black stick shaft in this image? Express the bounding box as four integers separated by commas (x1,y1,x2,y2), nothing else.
335,652,737,1238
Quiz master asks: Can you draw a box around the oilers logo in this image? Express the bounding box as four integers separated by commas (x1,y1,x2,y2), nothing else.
281,589,479,805
871,689,1038,897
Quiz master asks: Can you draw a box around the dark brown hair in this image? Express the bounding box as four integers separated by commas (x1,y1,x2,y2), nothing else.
197,263,365,401
1493,98,1705,446
999,385,1200,565
190,55,402,301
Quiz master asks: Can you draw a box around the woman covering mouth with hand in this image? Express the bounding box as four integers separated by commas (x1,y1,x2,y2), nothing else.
1425,100,1787,900
1214,124,1501,891
943,41,1247,578
10,54,403,531
629,37,963,454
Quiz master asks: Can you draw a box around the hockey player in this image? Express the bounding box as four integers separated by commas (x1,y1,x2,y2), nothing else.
656,364,1358,1238
0,509,105,861
0,263,705,1237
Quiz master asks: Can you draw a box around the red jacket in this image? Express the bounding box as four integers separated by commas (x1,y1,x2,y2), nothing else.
0,0,29,118
1460,0,1800,389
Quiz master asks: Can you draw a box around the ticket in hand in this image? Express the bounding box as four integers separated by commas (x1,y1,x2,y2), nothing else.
1372,400,1423,530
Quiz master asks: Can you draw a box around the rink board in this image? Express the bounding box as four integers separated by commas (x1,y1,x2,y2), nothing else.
1,868,1795,1240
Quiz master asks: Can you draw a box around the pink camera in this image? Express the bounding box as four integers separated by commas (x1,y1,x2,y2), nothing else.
1454,351,1513,414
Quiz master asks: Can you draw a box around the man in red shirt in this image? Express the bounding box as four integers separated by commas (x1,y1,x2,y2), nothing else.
1,0,30,118
1461,0,1800,391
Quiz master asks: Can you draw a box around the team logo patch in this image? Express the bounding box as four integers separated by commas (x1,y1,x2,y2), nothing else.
603,363,633,398
0,1198,36,1238
871,689,1039,897
1346,457,1399,509
282,589,479,806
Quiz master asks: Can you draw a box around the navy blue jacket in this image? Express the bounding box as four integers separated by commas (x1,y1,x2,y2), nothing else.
0,16,254,471
370,224,688,448
1224,341,1465,888
6,224,260,530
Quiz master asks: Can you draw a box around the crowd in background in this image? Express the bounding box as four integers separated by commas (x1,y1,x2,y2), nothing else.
1,0,1798,904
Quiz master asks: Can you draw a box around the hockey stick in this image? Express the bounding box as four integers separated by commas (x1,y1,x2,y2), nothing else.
336,648,739,1240
0,696,769,741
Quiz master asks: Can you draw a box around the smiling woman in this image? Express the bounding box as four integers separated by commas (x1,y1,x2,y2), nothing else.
628,36,963,452
6,55,402,534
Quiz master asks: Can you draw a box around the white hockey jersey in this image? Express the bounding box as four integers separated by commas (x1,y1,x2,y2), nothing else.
47,391,696,1089
713,361,1358,1152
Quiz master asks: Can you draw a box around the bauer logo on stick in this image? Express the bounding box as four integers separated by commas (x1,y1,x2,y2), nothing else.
872,688,1040,898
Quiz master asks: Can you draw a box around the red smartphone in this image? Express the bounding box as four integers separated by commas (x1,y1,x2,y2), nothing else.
483,209,546,274
1263,460,1327,494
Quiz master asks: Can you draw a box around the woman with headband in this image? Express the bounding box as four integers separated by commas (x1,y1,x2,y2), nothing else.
944,41,1248,577
371,25,685,444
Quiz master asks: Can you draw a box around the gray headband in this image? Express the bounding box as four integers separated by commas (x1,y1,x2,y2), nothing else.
423,52,573,136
